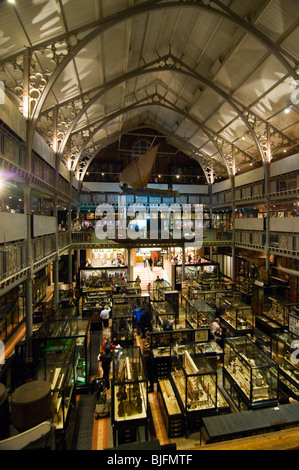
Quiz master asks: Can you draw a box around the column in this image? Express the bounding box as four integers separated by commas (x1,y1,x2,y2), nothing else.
53,197,59,310
127,248,131,281
182,244,185,281
68,204,73,291
230,174,236,283
265,164,271,272
24,186,33,363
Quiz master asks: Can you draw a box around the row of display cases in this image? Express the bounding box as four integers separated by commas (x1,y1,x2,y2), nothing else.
31,318,91,440
110,345,229,441
79,267,128,290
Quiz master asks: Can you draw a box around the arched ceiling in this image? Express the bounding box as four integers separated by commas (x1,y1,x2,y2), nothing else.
0,0,298,184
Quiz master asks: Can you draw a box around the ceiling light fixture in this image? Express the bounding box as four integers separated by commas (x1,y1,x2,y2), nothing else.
284,107,291,114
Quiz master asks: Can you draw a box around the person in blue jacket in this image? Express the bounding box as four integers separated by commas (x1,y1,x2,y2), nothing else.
133,305,146,337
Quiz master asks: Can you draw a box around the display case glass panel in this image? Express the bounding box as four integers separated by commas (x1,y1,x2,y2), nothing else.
184,297,215,329
111,302,134,346
151,300,176,328
223,337,279,407
33,318,90,389
267,295,297,327
153,280,172,300
112,347,148,423
170,344,218,412
79,267,127,289
221,298,254,334
271,330,299,398
35,337,75,431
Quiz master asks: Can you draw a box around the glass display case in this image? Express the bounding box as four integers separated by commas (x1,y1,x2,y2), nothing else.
79,267,127,290
223,337,279,410
170,343,217,413
184,296,215,332
251,280,274,316
174,262,220,286
111,347,148,446
32,318,91,390
189,289,228,308
169,343,229,433
255,314,283,336
149,328,195,349
271,330,299,399
153,280,172,300
111,302,134,347
221,297,254,336
35,336,75,436
157,378,184,438
195,340,224,358
125,280,141,295
289,307,299,336
267,295,297,328
82,288,112,330
151,300,176,328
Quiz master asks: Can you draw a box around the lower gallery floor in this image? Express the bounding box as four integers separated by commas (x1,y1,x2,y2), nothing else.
2,264,299,451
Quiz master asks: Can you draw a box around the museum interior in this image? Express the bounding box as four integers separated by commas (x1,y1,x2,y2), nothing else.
0,0,299,452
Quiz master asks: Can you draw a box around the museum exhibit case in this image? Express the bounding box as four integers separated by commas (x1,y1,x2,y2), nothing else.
82,288,112,330
157,378,184,438
111,346,149,446
251,280,275,316
195,340,224,359
174,262,220,288
79,266,128,291
169,343,229,435
125,281,141,295
289,307,299,336
271,330,299,399
35,336,75,439
188,288,230,307
150,328,208,380
32,318,91,391
220,297,254,336
151,300,176,328
266,295,297,328
153,279,172,301
184,296,215,336
111,301,134,347
223,337,279,410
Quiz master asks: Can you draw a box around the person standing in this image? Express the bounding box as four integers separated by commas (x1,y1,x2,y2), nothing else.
100,305,111,328
211,317,221,338
148,257,153,271
143,254,147,267
133,305,145,336
101,337,116,354
98,349,113,389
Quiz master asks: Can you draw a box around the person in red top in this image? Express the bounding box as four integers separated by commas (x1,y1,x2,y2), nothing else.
101,337,116,354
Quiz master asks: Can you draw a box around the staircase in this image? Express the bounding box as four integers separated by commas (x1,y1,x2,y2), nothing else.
133,263,170,291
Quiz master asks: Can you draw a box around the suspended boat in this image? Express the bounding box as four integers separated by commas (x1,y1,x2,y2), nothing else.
119,143,179,198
